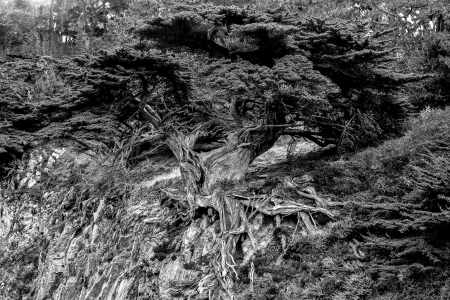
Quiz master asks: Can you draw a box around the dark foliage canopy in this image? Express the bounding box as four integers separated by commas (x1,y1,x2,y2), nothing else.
1,5,432,177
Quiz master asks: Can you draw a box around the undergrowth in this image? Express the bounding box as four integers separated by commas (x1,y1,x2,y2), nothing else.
33,65,68,100
243,107,450,299
313,107,450,204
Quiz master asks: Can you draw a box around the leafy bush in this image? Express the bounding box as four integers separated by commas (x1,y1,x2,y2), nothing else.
314,107,450,202
34,64,68,99
410,33,450,109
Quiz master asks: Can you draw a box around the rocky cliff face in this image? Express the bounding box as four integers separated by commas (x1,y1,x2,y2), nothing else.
2,113,449,299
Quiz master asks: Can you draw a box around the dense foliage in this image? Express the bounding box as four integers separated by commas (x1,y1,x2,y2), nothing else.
0,0,449,299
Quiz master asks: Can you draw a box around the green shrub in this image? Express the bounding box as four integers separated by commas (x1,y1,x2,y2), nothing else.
34,65,67,98
409,33,450,109
313,107,450,202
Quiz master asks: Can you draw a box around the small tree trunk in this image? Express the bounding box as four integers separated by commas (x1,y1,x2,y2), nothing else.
166,124,282,293
167,126,280,207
